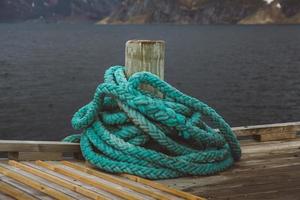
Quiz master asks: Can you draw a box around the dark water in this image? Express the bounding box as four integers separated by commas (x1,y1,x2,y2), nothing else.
0,23,299,140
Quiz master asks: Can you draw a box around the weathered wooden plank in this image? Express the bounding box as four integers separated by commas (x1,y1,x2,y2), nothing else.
158,157,300,199
253,132,296,142
0,181,36,200
8,152,63,161
61,161,170,200
8,161,107,200
233,155,300,172
121,174,205,200
0,175,53,200
77,161,183,200
242,139,300,154
217,187,300,200
0,165,73,200
156,137,300,200
0,192,15,200
0,140,80,153
0,122,298,156
183,165,300,200
3,162,86,200
35,161,142,200
56,162,155,200
233,121,300,137
24,162,123,200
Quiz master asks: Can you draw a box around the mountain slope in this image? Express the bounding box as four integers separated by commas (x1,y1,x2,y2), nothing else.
1,0,300,24
0,0,122,22
284,12,300,23
98,0,300,24
239,0,286,24
98,0,264,24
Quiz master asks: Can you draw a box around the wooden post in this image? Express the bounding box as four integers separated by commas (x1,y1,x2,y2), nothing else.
125,40,165,80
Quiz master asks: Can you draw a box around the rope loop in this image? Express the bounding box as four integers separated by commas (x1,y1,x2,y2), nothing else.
64,65,241,179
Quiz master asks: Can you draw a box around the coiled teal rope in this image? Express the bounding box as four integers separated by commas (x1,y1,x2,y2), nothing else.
63,66,241,180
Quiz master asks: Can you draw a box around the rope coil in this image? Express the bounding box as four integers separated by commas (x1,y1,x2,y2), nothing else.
64,66,241,179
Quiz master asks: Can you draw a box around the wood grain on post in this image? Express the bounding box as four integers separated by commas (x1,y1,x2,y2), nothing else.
125,40,165,80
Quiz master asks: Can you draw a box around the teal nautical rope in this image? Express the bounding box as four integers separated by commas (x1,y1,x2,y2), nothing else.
63,66,241,180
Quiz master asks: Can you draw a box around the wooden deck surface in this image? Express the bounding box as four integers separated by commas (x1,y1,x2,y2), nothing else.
0,122,299,200
0,137,299,199
159,138,300,200
0,160,203,200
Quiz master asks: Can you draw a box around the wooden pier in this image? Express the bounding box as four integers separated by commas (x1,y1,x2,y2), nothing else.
159,124,300,200
0,121,299,199
0,40,299,199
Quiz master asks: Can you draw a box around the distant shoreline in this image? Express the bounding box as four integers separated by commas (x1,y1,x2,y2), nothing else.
1,20,300,26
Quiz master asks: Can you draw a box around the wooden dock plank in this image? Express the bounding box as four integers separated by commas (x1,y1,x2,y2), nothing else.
61,161,171,200
56,162,159,200
72,161,201,200
0,181,36,200
23,162,124,200
8,152,63,161
35,160,143,200
8,160,107,200
1,162,87,200
253,132,297,142
242,139,300,154
233,121,300,137
0,165,73,200
0,140,80,153
121,173,205,200
157,137,300,200
76,161,184,200
0,175,53,200
0,192,15,200
185,164,300,200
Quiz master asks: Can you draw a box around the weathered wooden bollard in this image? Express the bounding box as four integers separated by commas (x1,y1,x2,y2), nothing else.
125,40,165,80
125,40,165,95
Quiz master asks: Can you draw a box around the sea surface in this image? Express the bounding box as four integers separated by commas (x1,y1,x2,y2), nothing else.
0,23,299,140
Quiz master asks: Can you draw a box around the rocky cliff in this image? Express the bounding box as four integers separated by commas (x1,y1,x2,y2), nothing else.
98,0,264,24
239,0,285,24
0,0,122,22
1,0,300,24
239,0,300,24
99,0,300,24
